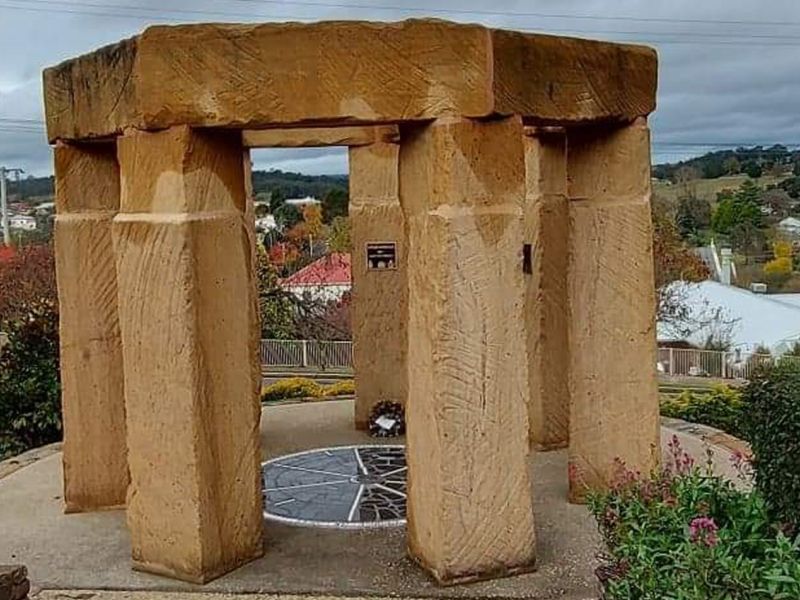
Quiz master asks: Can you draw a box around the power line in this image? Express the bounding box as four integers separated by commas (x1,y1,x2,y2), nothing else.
217,0,800,28
14,0,800,41
3,0,800,46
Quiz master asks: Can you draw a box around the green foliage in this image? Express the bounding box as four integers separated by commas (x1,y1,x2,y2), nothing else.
779,175,800,199
321,188,349,223
660,385,746,439
273,203,303,230
742,361,800,530
0,244,61,460
675,195,712,239
255,246,296,339
326,216,351,253
260,378,355,402
250,169,347,204
588,438,800,599
743,160,764,178
652,144,797,182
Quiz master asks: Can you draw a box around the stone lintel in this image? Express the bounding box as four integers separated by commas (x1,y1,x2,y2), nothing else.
243,125,399,148
44,19,657,142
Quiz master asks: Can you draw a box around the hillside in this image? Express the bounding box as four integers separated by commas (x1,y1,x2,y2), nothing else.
652,145,800,181
653,174,787,203
8,169,349,204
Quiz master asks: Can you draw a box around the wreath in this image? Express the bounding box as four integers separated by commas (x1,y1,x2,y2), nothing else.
368,400,405,437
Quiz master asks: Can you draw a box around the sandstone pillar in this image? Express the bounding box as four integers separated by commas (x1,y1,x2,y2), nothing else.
348,140,407,429
523,128,570,451
566,118,660,502
54,141,128,512
402,117,536,584
113,126,264,582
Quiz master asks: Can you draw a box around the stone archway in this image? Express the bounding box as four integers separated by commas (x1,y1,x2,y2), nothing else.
47,19,660,586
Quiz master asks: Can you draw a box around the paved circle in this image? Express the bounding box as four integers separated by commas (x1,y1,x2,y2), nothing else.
261,445,406,528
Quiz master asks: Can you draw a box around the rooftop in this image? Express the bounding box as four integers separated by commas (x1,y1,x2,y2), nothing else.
281,252,351,287
657,280,800,353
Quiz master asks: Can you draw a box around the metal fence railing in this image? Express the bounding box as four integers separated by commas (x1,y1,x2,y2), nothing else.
260,339,799,380
260,339,353,369
657,347,800,380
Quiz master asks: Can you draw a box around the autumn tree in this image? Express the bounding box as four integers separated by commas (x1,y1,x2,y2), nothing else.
651,196,711,326
326,216,351,253
676,195,711,240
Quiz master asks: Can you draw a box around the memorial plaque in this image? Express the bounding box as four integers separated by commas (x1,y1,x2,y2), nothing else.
366,242,397,270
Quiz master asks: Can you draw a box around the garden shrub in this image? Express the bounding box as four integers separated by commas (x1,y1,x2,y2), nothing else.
0,244,61,460
742,360,800,530
260,378,357,402
589,436,800,599
320,380,355,397
660,384,746,439
261,377,322,403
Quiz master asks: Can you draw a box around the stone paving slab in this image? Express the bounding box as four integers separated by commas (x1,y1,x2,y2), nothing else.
2,400,746,600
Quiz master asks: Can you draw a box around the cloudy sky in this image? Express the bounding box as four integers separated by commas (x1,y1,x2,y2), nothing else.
1,0,799,176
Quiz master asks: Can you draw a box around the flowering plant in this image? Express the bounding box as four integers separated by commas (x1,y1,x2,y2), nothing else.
588,436,800,599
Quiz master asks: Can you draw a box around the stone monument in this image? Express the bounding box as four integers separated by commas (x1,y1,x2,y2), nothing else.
45,19,660,585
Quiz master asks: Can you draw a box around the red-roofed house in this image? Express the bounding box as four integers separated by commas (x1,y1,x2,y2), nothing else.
280,252,351,302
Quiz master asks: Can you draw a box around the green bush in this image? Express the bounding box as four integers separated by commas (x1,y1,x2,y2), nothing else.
588,437,800,599
0,311,61,460
742,360,800,530
320,380,355,397
660,384,746,439
260,377,322,403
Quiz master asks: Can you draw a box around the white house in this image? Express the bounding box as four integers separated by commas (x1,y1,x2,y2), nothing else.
255,214,277,231
9,215,36,231
777,216,800,237
284,196,320,207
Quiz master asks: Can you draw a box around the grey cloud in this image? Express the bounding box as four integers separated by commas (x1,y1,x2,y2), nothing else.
1,0,798,175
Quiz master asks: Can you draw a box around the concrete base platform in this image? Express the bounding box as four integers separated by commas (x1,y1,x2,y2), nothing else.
0,400,740,600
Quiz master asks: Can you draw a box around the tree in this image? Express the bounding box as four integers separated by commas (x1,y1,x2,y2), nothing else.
763,256,792,287
274,203,302,230
256,246,296,339
774,240,794,260
779,176,800,199
673,165,701,184
651,197,711,325
743,161,763,178
321,188,348,223
723,156,741,175
326,216,351,253
759,188,792,218
676,195,711,239
711,181,763,246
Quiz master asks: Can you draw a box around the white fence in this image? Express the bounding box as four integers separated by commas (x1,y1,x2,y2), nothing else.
657,347,800,381
260,339,353,369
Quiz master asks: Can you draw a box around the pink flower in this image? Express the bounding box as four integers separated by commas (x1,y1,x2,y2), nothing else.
689,516,719,547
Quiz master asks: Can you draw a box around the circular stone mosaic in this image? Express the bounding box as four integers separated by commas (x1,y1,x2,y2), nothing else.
261,445,406,528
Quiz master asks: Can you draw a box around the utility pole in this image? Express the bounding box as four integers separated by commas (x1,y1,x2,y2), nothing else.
0,166,24,246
